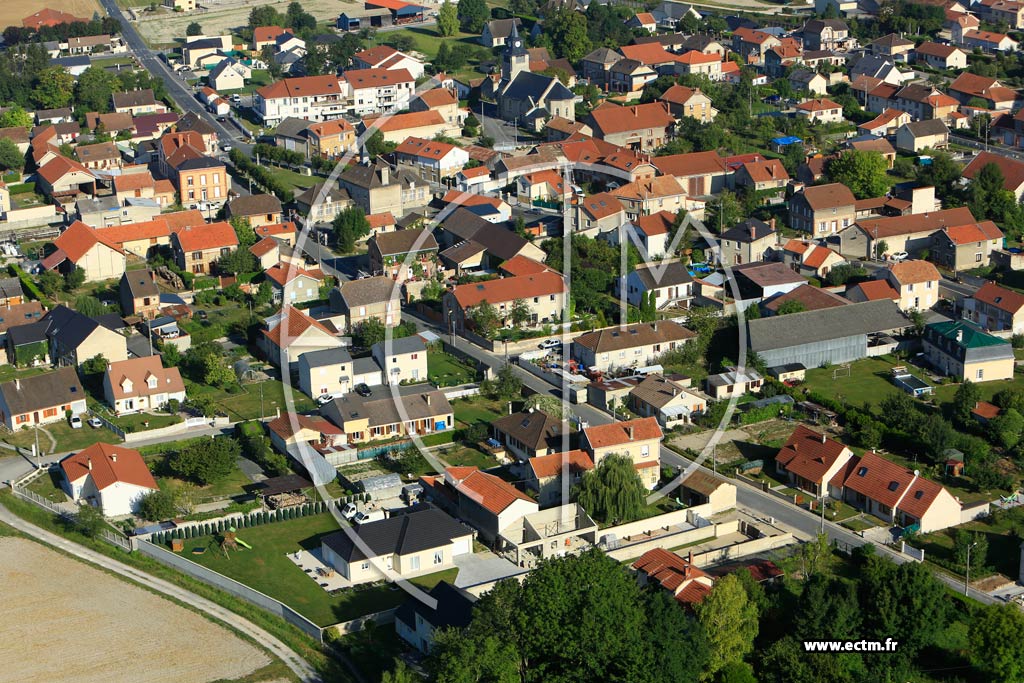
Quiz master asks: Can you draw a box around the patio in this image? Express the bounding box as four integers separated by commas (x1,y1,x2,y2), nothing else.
287,548,353,592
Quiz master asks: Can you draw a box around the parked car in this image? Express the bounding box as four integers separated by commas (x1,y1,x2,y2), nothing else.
353,510,386,525
538,339,560,349
87,417,102,429
216,116,227,122
69,416,82,429
890,251,908,262
341,502,358,520
355,383,372,397
316,393,335,406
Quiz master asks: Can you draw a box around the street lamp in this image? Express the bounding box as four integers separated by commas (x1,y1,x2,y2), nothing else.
965,540,978,596
819,492,828,534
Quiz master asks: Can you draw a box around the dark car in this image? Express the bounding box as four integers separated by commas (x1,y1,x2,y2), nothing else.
355,383,372,397
195,309,208,320
216,116,227,122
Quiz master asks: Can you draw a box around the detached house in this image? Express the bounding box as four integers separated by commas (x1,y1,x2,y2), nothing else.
795,98,844,124
419,466,538,543
882,260,941,312
103,356,186,415
572,321,695,373
734,159,789,192
42,221,126,283
948,72,1019,110
774,424,854,496
581,417,663,489
492,409,564,461
393,137,469,184
330,275,402,331
963,151,1024,200
965,282,1024,334
119,270,160,318
339,160,429,217
226,194,283,228
657,85,717,122
629,374,707,428
171,222,238,275
368,229,438,283
622,261,693,310
717,218,778,266
262,305,340,368
320,385,453,444
781,239,845,279
111,89,165,116
59,443,159,517
923,320,1014,382
264,264,324,305
895,119,950,152
444,271,567,333
525,450,594,508
789,183,857,236
371,335,427,385
914,42,968,70
0,366,87,429
585,102,675,154
930,221,1003,271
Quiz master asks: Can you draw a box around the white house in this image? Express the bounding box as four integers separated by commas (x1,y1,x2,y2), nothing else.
254,75,347,125
60,443,159,517
102,356,187,415
393,137,470,184
371,336,428,385
338,68,416,117
352,45,425,79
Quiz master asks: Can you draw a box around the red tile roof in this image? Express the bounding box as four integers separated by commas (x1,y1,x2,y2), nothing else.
98,219,172,246
60,442,158,491
838,451,952,520
451,271,566,308
262,305,335,349
973,281,1024,314
888,259,940,285
362,109,444,133
742,159,789,184
394,136,459,159
972,400,1001,420
939,221,1003,245
366,212,396,229
254,222,297,239
264,263,324,286
578,192,625,220
249,236,280,258
583,417,662,449
774,424,851,486
588,102,674,135
172,221,238,252
445,467,536,514
632,210,675,237
253,25,291,44
257,75,343,100
528,450,594,479
849,279,899,302
651,151,728,177
963,151,1024,191
796,98,842,112
342,68,414,90
618,43,677,65
307,118,354,138
268,412,343,440
675,50,721,65
498,255,550,277
53,221,124,262
632,548,710,592
37,155,93,185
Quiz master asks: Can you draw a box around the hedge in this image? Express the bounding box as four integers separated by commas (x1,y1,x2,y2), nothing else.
9,264,45,301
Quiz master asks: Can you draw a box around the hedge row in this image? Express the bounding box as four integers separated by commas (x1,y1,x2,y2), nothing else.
152,500,327,545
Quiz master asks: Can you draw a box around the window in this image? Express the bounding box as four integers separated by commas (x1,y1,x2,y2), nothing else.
641,444,650,457
43,408,57,418
409,555,420,571
191,251,202,260
434,551,443,565
976,252,983,262
16,414,29,424
361,562,369,570
977,368,984,380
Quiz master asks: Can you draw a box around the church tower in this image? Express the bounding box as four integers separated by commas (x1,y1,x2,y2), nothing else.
501,22,529,82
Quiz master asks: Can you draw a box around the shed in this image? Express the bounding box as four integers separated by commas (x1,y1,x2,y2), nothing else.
358,473,404,499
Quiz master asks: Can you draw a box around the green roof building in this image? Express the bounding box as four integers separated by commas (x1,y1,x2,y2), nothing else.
922,320,1014,382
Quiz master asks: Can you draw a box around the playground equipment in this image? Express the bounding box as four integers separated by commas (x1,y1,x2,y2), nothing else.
219,527,251,558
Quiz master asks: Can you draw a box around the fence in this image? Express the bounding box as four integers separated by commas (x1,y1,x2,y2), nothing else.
88,410,126,439
443,384,481,400
11,483,135,552
324,607,398,637
901,541,925,562
137,539,324,642
689,531,795,566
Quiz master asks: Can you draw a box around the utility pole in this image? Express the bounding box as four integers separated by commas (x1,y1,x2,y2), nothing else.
965,540,977,596
820,493,827,533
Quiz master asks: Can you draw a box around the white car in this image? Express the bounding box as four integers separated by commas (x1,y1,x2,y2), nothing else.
88,417,103,429
69,416,83,429
538,339,560,350
890,251,908,262
316,393,335,406
341,502,358,520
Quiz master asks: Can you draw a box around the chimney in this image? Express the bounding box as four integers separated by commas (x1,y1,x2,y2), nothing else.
749,225,756,240
956,329,964,343
87,457,92,471
111,453,117,463
425,393,431,406
821,432,826,444
626,425,634,440
652,322,658,332
379,163,390,185
688,550,694,564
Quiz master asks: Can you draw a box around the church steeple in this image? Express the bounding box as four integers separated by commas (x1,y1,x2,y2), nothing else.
501,21,529,81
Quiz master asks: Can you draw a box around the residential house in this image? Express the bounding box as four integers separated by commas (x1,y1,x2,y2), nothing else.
338,68,416,118
732,27,781,63
409,87,463,127
789,183,857,236
23,9,88,29
525,450,594,508
802,18,853,51
480,18,522,47
789,69,828,96
858,108,912,137
294,182,352,223
717,218,778,266
59,443,158,517
339,160,429,216
961,29,1018,52
41,221,126,283
306,118,356,158
209,58,248,91
629,374,707,428
360,110,453,144
580,47,622,87
330,276,402,331
395,582,476,654
35,155,96,202
40,305,128,367
320,508,472,584
730,261,807,307
923,320,1014,382
895,119,950,152
963,151,1024,200
254,75,348,125
75,141,121,171
118,270,160,318
171,221,238,275
762,283,849,315
948,72,1019,110
832,450,962,532
253,25,291,51
882,260,941,312
298,348,354,399
869,33,914,60
576,192,627,237
264,264,324,305
913,42,968,70
351,45,424,79
419,466,538,543
781,239,845,279
585,102,675,154
320,385,453,443
443,271,567,333
102,356,185,416
774,424,854,496
625,11,657,33
674,51,725,80
657,85,717,122
964,281,1024,334
0,366,87,428
368,229,438,283
608,59,658,94
705,368,764,400
866,83,960,122
167,151,228,209
572,321,695,373
849,137,897,168
371,335,427,385
393,138,469,185
834,204,973,260
795,98,844,124
262,305,341,368
492,409,564,461
581,417,663,489
97,217,176,257
612,176,691,221
930,221,1004,270
226,194,283,228
734,159,789,192
111,89,165,116
622,261,693,310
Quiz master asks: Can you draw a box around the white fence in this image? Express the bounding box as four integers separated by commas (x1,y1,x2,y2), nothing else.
901,541,925,562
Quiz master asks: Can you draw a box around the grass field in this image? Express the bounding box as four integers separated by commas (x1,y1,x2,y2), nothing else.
452,395,504,427
3,420,121,454
187,378,317,422
266,165,320,191
429,351,478,387
0,0,100,30
185,512,458,625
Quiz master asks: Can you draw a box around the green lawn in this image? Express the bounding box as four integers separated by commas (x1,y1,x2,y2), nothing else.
917,513,1023,580
802,356,932,408
188,379,316,422
370,27,480,62
220,70,273,95
26,469,68,503
184,513,459,625
4,421,121,454
452,395,503,427
109,412,182,433
841,517,879,532
428,352,478,387
437,444,498,470
266,165,319,192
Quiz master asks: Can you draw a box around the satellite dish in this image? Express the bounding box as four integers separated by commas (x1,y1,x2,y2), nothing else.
914,470,920,476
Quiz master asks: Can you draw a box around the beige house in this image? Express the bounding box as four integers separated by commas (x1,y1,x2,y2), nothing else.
226,194,283,228
171,221,238,275
923,320,1014,382
43,305,129,368
295,182,353,224
781,239,846,279
964,281,1024,334
261,306,341,368
705,368,764,400
102,356,186,415
717,218,778,265
789,183,857,237
320,508,472,584
420,467,539,543
0,367,88,429
572,321,695,373
882,260,940,312
297,348,354,400
339,160,429,217
657,85,718,122
320,386,453,443
930,221,1003,271
585,102,675,153
895,119,950,153
371,336,427,384
330,276,402,332
525,450,594,508
264,264,324,305
774,424,854,496
795,98,844,124
581,417,663,489
42,221,126,283
628,374,707,428
444,271,567,334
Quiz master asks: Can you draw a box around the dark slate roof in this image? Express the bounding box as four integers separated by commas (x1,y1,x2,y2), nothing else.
120,271,159,300
492,410,564,451
228,193,282,217
468,224,533,261
42,305,105,350
635,261,693,289
274,116,313,141
299,346,353,367
440,207,492,242
7,319,49,346
340,160,426,191
176,112,216,136
395,581,475,634
371,335,425,357
720,218,774,243
0,366,84,415
185,37,224,50
503,71,573,103
0,277,25,301
176,156,223,171
320,507,471,562
748,299,909,352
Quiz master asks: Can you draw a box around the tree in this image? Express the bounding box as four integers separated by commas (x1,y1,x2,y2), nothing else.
32,66,75,109
993,408,1024,449
81,353,108,376
954,528,988,575
381,660,418,683
0,104,32,129
574,453,646,524
695,573,758,680
168,436,240,485
874,239,889,259
75,504,106,537
467,300,499,339
546,8,592,62
437,0,459,36
186,21,203,36
509,298,531,327
216,248,257,275
249,5,284,28
74,295,106,317
456,0,488,33
202,353,235,388
229,216,256,248
970,604,1024,683
860,558,949,659
139,489,177,521
0,138,24,172
826,150,889,199
64,267,86,291
776,300,806,315
647,591,709,683
332,205,370,253
38,270,63,298
364,128,393,158
74,66,120,114
486,363,522,404
825,263,861,286
355,317,387,348
708,191,742,232
953,379,981,426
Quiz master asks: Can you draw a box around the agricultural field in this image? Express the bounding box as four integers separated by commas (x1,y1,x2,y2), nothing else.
0,0,100,32
0,536,274,683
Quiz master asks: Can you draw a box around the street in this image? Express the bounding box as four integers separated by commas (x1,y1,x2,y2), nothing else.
951,134,1024,163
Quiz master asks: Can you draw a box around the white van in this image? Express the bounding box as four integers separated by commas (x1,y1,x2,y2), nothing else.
353,510,386,525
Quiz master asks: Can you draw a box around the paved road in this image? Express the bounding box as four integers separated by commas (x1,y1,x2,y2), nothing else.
0,503,321,682
952,134,1024,163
